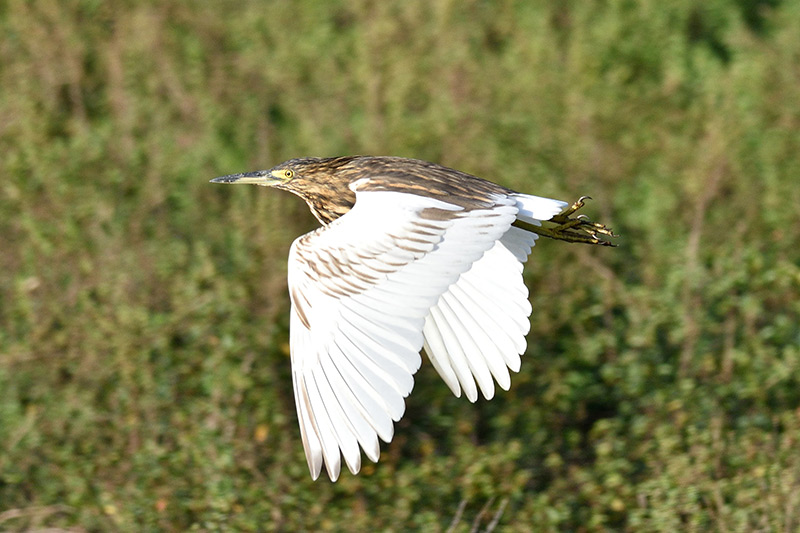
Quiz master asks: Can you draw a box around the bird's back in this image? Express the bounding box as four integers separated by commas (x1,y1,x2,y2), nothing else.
337,156,515,210
289,156,517,224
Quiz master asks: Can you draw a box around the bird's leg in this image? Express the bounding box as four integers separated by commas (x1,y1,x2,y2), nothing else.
531,196,618,246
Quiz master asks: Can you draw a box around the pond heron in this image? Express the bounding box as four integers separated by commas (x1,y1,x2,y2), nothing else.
211,156,615,481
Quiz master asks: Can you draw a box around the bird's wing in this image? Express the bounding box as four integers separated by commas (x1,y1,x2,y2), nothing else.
288,189,518,480
422,226,539,402
421,192,566,401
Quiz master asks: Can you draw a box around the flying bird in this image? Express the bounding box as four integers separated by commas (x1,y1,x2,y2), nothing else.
211,156,614,481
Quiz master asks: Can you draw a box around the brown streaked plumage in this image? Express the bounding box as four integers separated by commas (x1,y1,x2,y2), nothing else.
250,156,518,223
211,155,615,481
213,156,615,244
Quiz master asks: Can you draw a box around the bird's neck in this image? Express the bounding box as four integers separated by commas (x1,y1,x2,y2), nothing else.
306,195,354,225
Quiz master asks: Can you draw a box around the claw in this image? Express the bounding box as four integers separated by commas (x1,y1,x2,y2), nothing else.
526,195,618,246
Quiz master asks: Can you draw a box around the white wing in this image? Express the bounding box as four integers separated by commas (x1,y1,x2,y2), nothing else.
422,227,538,401
422,193,567,401
288,188,518,480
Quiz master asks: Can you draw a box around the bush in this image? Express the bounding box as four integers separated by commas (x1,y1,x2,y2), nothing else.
1,1,799,530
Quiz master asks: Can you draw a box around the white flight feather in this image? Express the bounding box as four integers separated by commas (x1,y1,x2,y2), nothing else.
437,295,495,400
421,224,541,398
287,189,519,480
429,304,479,402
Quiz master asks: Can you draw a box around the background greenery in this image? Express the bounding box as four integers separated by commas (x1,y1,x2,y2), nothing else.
2,0,799,531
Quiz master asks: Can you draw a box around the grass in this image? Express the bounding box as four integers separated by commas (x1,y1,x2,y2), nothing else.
2,0,800,530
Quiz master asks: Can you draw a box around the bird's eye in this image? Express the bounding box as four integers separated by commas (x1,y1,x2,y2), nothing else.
284,169,294,179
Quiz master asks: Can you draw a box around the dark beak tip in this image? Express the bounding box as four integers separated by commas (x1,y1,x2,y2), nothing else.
210,175,238,184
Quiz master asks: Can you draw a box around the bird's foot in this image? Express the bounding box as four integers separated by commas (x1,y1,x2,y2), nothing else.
535,196,618,246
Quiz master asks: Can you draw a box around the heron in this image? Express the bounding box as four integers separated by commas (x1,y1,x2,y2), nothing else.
211,156,614,481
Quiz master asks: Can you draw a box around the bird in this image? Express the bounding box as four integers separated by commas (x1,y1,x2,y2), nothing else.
211,156,614,481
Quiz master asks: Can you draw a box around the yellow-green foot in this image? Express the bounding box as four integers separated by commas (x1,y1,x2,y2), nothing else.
535,196,618,246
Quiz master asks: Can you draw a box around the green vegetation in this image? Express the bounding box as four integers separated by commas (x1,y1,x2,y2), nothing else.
2,0,799,530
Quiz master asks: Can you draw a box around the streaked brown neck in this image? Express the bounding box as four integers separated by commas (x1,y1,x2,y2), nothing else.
282,157,359,224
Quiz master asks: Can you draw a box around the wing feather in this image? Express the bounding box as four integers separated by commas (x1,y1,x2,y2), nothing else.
317,353,380,461
310,366,362,474
422,334,461,397
422,227,539,398
440,290,512,391
437,296,495,401
332,337,407,419
327,339,395,442
428,305,478,402
288,189,517,479
338,317,421,373
303,370,344,480
337,325,415,393
292,370,323,479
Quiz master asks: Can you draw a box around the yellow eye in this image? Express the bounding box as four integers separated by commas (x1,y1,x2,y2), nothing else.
284,169,294,179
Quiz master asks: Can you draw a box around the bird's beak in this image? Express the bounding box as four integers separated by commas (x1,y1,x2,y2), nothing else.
210,170,279,186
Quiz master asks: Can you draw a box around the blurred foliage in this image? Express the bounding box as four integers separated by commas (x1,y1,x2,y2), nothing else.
1,0,799,531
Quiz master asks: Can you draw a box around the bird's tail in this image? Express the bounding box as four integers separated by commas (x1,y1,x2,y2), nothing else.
510,193,568,225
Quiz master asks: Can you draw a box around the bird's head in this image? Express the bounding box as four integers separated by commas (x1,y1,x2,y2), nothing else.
211,156,361,224
211,157,323,188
